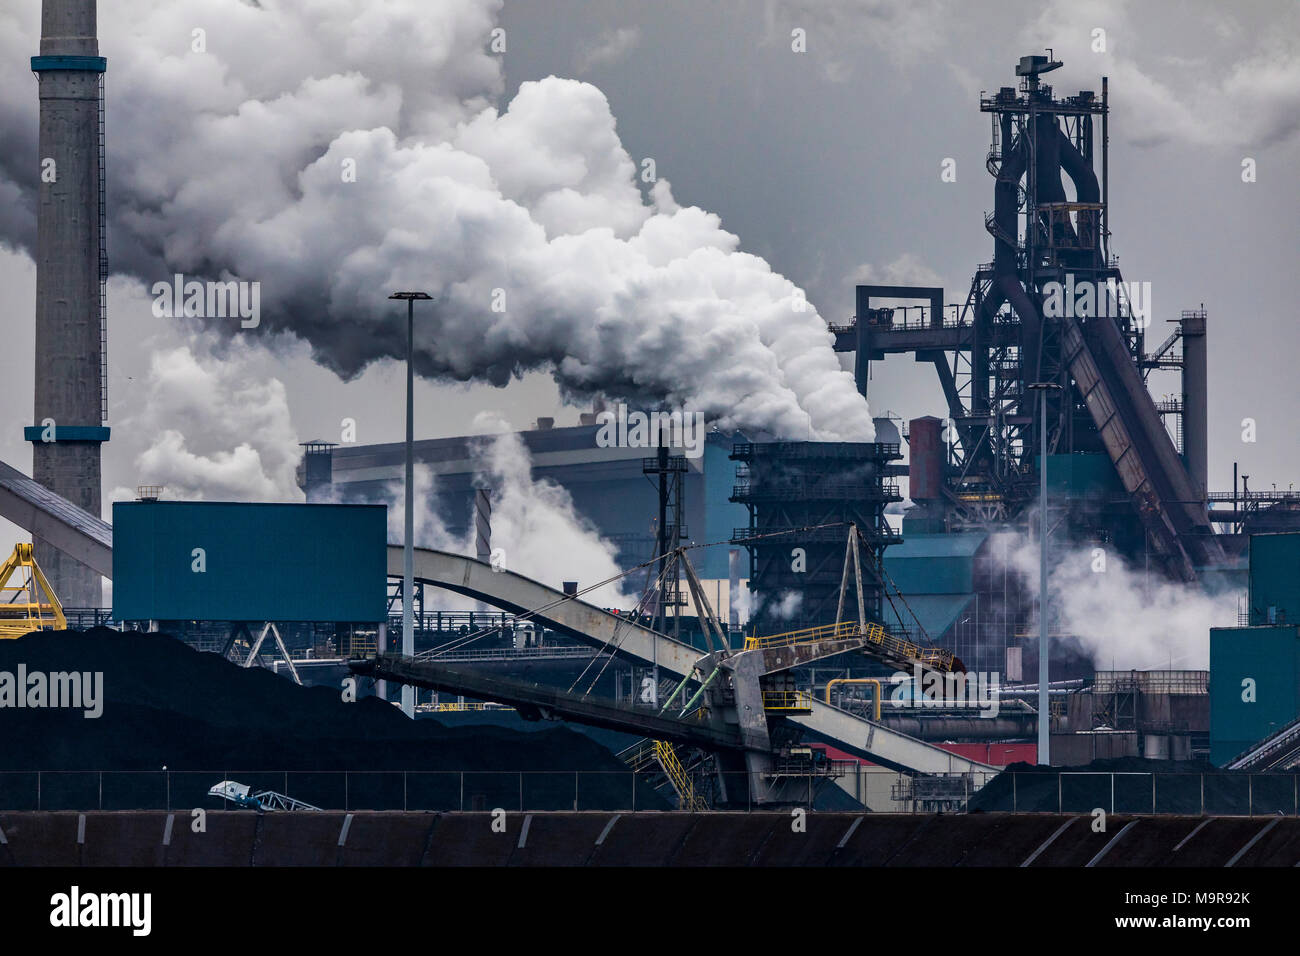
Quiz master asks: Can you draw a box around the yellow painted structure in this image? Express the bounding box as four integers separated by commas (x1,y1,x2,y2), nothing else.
0,543,66,638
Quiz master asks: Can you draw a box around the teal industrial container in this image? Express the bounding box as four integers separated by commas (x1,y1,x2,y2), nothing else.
881,533,985,641
1248,533,1300,626
883,532,985,594
112,501,387,623
1037,452,1123,498
1209,624,1300,766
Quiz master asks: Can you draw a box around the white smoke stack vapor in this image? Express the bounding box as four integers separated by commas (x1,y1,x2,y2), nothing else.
465,414,633,607
0,0,873,442
375,463,460,555
323,412,632,608
990,530,1239,670
106,333,303,503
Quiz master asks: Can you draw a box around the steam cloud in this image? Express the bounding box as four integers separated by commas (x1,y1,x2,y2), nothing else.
106,330,302,503
357,414,633,608
991,531,1239,670
0,0,873,442
465,415,633,607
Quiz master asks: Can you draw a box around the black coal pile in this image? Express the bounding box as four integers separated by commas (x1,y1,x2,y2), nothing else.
0,629,668,811
969,757,1294,815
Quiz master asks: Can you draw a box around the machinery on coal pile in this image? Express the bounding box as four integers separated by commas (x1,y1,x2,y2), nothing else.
207,780,321,812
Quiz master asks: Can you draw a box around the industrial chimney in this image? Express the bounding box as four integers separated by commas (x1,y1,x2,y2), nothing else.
474,488,492,564
29,0,108,607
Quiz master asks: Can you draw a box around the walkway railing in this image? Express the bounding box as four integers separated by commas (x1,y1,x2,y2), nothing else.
746,621,956,673
745,620,860,650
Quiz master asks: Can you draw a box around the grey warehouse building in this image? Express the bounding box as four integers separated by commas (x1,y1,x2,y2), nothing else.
298,419,756,581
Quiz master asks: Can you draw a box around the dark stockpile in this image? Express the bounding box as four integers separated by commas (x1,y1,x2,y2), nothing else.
0,629,668,811
969,757,1297,816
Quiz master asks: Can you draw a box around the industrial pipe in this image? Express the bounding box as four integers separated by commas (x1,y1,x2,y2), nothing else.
874,714,1037,740
825,678,882,721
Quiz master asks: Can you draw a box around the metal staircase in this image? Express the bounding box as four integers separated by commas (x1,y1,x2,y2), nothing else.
745,620,957,675
654,741,708,811
617,738,708,810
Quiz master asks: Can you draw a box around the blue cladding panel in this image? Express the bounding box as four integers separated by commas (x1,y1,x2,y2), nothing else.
24,425,111,442
884,532,986,593
886,593,974,642
31,55,108,72
1209,625,1300,766
1249,534,1300,626
112,501,387,622
1039,453,1122,497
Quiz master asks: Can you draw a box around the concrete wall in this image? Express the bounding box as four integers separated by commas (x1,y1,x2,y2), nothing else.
6,811,1300,866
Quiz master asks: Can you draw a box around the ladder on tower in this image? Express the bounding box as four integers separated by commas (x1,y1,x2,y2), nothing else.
97,73,108,426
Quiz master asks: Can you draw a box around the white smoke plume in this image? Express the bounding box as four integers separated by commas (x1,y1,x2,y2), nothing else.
744,589,803,628
370,462,460,554
348,413,632,609
106,333,303,502
991,530,1239,670
0,0,873,442
465,414,633,608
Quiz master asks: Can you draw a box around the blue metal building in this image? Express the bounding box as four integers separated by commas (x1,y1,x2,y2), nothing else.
1209,532,1300,765
112,501,387,624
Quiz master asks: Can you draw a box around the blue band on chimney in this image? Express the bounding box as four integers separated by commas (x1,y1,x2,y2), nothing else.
30,55,108,73
25,426,111,443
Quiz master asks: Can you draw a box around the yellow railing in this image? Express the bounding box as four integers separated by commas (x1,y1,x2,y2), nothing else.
825,678,883,720
348,634,378,657
761,690,815,712
428,702,512,712
746,620,957,673
654,741,707,811
744,620,860,650
860,622,957,673
0,543,65,640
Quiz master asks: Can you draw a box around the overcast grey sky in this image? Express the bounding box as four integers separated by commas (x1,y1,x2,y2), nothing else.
0,0,1296,537
496,0,1300,496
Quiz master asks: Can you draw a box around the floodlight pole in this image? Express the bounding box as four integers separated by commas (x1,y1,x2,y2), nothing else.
1028,381,1062,765
389,291,432,719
